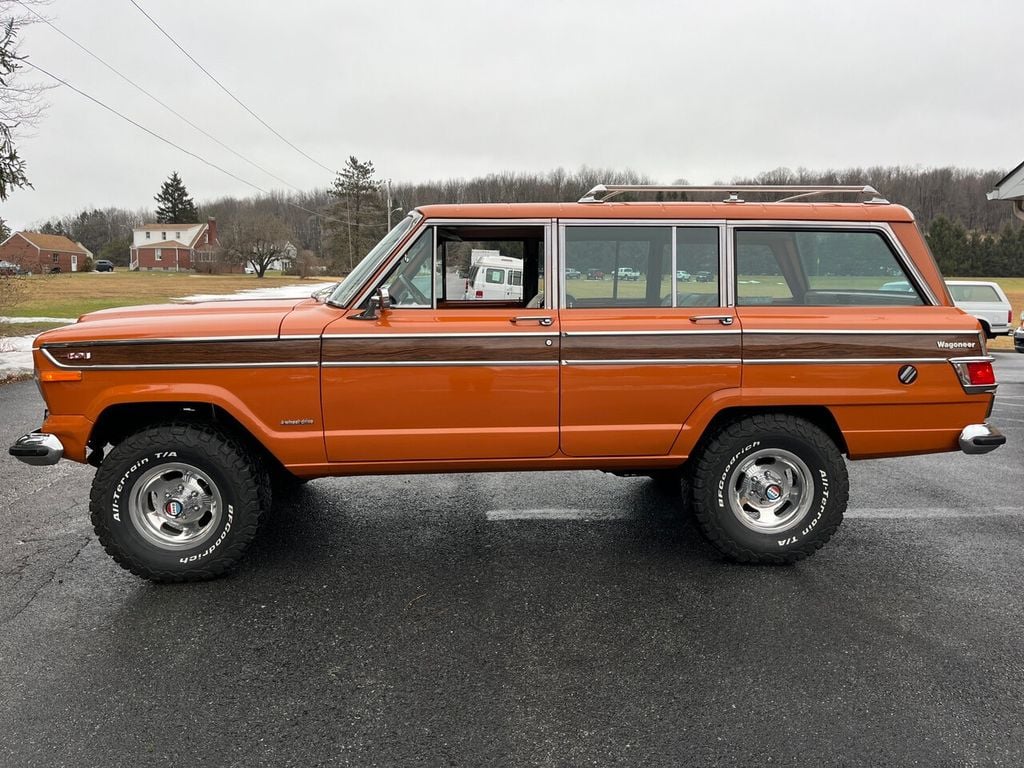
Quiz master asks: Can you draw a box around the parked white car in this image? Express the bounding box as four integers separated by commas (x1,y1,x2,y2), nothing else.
945,280,1013,338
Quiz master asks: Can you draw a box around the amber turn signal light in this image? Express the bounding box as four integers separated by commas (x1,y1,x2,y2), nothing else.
40,371,83,382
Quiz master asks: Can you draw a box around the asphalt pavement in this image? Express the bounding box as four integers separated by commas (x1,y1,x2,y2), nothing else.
1,355,1022,767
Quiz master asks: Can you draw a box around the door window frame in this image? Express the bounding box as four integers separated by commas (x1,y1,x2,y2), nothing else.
557,220,727,309
357,218,555,311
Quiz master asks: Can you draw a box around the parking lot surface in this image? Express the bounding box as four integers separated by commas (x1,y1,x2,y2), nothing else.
1,354,1022,767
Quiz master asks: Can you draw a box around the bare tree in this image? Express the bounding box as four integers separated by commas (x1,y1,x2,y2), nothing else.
219,208,293,278
0,1,50,201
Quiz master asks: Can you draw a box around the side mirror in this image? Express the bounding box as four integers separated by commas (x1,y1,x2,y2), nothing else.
350,286,391,321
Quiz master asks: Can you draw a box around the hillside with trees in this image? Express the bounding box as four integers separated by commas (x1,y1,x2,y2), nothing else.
22,164,1024,277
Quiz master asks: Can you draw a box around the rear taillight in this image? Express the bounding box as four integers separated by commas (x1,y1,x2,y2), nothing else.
1009,309,1014,325
950,357,997,393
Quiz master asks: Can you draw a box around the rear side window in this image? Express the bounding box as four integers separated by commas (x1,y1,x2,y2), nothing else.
735,229,925,306
563,226,719,308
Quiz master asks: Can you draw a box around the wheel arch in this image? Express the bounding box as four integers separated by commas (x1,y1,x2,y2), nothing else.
88,400,286,476
683,405,849,462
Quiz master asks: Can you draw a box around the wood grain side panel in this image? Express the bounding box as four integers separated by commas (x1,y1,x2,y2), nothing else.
44,339,321,367
562,334,741,361
743,333,981,360
322,336,555,364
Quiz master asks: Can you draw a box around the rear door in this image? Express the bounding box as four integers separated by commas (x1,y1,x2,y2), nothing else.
557,221,741,457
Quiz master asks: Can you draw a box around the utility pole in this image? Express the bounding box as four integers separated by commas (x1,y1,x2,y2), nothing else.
386,179,394,230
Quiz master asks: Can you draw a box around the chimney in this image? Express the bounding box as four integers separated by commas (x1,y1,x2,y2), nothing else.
207,217,218,245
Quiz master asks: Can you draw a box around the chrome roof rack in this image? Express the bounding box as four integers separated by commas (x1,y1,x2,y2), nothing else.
578,184,890,205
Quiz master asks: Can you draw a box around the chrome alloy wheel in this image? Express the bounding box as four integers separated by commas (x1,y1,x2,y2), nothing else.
128,462,223,550
725,448,814,534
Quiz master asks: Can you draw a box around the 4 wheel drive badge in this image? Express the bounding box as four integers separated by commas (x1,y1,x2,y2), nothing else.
164,500,185,518
898,365,918,385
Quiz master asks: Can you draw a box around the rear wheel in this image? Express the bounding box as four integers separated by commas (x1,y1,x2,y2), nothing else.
690,414,848,563
90,423,268,582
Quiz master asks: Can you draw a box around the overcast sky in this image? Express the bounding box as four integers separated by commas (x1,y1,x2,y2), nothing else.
3,0,1023,229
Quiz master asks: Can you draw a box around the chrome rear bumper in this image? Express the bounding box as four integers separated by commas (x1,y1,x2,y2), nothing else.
958,424,1006,455
9,433,64,466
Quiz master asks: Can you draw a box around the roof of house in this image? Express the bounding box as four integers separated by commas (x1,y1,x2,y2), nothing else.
988,159,1024,201
136,223,202,230
134,240,186,249
13,232,89,253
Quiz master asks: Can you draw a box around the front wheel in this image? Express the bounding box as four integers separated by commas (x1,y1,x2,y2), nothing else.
90,423,268,582
690,414,848,563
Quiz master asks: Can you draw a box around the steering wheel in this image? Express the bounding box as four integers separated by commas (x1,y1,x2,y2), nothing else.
393,274,429,306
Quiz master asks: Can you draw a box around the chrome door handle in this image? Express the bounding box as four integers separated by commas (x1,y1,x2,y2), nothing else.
689,314,734,326
511,316,554,326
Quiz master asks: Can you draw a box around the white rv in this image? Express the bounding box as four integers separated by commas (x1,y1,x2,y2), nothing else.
464,251,524,300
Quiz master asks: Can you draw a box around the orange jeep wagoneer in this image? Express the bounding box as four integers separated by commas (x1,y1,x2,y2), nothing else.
10,184,1005,582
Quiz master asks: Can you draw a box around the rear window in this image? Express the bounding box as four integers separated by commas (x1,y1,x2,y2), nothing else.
947,284,1001,303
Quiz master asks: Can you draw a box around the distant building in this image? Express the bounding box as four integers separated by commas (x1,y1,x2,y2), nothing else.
130,217,219,271
0,232,89,273
987,160,1024,221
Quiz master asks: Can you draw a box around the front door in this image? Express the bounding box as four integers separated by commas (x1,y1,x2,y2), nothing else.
321,221,559,463
557,222,741,457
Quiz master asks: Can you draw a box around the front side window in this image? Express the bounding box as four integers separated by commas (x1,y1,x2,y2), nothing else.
380,229,434,307
329,214,417,307
735,228,924,306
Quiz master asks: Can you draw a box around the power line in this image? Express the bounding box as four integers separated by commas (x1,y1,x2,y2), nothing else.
24,60,353,225
14,0,306,194
128,0,337,176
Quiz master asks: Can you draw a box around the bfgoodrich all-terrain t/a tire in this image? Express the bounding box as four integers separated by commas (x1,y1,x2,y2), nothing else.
90,423,268,582
690,414,849,564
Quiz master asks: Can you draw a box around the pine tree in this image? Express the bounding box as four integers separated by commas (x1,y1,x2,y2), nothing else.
328,157,380,271
154,172,199,224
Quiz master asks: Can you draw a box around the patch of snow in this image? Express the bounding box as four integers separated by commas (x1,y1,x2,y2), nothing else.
0,282,340,378
175,282,335,303
0,334,36,376
0,315,77,324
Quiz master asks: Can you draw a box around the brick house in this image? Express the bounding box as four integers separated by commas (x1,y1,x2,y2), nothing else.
130,217,221,271
0,232,89,273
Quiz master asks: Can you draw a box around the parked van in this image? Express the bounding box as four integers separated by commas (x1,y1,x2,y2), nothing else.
464,253,524,300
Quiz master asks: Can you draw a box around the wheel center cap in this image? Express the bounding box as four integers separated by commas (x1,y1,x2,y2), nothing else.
164,499,185,519
764,484,783,502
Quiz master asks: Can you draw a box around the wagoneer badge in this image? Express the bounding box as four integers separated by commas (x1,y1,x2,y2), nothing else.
936,340,976,350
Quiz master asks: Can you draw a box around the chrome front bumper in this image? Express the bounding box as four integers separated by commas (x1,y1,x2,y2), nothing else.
9,433,64,465
959,424,1006,455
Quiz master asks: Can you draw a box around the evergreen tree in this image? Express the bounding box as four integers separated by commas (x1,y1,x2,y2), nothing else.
327,157,381,271
154,172,199,223
0,215,9,241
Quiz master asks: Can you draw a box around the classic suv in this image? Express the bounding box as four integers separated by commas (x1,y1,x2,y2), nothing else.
10,184,1006,582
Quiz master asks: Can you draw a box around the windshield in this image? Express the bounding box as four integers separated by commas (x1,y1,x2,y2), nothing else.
328,214,418,307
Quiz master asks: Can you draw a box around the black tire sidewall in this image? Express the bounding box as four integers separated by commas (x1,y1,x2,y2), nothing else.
92,430,258,578
697,425,845,556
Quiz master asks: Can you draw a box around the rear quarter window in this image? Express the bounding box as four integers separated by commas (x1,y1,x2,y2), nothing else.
735,228,925,307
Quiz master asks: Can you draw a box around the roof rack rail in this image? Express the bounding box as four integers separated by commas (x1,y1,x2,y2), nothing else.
578,184,889,205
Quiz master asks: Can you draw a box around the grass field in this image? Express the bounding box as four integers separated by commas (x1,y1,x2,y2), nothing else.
1,271,336,320
1,271,1020,349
